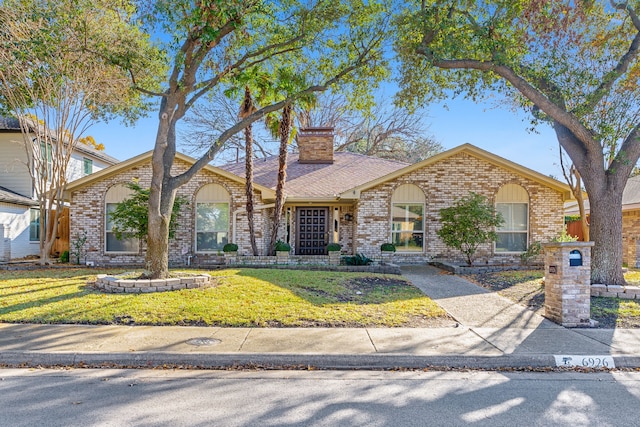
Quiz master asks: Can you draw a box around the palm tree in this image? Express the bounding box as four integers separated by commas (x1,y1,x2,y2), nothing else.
268,103,294,254
239,85,259,255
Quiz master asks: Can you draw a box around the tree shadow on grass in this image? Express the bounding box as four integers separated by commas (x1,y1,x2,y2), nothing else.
591,297,622,328
236,269,430,306
469,270,640,328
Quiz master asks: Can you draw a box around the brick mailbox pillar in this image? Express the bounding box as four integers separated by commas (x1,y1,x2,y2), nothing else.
542,241,594,327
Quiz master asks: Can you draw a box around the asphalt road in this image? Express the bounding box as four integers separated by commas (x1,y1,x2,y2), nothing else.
2,369,639,427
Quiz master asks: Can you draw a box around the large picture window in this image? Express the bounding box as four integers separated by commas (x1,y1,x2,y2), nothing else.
496,184,529,252
105,184,139,253
195,184,230,252
391,184,425,252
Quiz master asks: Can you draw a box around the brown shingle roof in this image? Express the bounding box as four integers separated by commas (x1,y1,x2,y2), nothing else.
220,151,409,199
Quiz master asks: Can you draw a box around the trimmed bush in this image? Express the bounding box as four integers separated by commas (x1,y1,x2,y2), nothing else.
275,240,291,252
380,243,396,252
327,243,341,252
223,243,238,252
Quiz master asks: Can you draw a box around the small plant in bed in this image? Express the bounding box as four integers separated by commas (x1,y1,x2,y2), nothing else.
343,253,373,266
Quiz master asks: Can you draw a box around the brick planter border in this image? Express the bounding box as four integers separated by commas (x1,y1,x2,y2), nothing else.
94,273,212,293
591,284,640,299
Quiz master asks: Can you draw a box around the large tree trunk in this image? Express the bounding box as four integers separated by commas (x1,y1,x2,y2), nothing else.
145,101,179,279
588,189,625,285
146,174,174,279
556,125,629,286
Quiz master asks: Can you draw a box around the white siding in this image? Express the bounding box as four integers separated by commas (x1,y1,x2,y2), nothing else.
0,202,39,259
68,150,113,181
0,133,31,197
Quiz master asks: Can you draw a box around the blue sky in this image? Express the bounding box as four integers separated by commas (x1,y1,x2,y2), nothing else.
88,96,563,179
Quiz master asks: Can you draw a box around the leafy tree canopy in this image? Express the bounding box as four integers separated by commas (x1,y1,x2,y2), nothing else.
394,0,640,158
394,0,640,285
0,0,164,124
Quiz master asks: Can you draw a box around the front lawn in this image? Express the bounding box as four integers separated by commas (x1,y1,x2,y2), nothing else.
467,270,640,328
0,268,449,327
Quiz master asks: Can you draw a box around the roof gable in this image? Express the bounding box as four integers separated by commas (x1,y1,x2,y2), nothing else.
63,151,275,200
339,143,572,200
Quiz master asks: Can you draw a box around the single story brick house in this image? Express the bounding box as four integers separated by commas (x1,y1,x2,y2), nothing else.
64,128,571,266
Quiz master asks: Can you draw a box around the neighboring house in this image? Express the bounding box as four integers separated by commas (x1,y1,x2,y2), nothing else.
0,116,119,261
64,128,572,267
565,174,640,268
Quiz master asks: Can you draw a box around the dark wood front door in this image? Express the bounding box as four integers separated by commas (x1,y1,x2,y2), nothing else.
296,207,329,255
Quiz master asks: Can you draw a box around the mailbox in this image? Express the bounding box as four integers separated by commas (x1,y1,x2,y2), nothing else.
569,250,582,267
543,241,593,327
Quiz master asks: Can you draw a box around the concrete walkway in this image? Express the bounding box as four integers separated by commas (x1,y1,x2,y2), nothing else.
1,265,640,370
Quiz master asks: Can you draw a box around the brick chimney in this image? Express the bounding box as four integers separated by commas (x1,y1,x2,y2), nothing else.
297,127,334,164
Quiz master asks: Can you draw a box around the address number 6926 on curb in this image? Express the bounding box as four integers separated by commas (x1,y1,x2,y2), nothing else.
554,355,615,369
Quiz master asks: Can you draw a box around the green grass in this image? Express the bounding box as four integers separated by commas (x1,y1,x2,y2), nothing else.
0,268,446,327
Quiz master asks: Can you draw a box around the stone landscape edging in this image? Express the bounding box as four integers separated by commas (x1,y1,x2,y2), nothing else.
95,273,212,293
591,284,640,299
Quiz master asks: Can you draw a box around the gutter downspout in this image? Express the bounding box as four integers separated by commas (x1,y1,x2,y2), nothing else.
232,203,276,243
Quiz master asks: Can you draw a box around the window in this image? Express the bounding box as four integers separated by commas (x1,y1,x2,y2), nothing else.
391,184,425,252
496,184,529,252
83,158,93,176
39,142,52,181
195,184,230,252
29,208,40,242
105,184,139,252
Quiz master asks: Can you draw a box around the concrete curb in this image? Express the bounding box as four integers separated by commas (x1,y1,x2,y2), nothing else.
3,352,639,370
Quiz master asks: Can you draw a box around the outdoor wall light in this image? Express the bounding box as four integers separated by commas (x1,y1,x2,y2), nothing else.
344,213,353,221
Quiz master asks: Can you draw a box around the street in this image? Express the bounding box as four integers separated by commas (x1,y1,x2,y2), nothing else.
1,368,639,426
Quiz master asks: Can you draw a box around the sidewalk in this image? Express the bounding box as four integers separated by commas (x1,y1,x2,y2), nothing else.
1,265,640,370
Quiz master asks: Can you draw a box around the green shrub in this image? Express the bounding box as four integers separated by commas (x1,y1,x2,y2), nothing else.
59,250,69,263
223,243,238,252
327,243,341,252
275,240,291,252
437,192,504,266
380,243,396,252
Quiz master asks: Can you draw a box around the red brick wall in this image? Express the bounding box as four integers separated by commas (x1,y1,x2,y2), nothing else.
355,152,564,264
70,158,266,266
